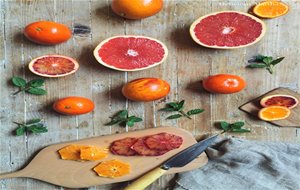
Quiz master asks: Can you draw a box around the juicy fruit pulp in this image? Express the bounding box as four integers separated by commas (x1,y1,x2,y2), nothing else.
53,96,94,115
93,36,168,71
111,0,163,19
190,11,266,49
24,21,71,45
93,159,130,178
253,1,289,18
122,78,170,101
260,95,298,109
258,106,291,121
202,74,246,94
28,55,79,77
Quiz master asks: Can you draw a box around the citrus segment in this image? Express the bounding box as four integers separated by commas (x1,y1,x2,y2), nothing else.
253,1,289,18
258,106,291,121
190,11,266,49
58,144,89,161
110,137,138,156
93,160,130,178
144,133,183,151
28,55,79,77
80,146,108,161
93,36,168,71
260,95,298,109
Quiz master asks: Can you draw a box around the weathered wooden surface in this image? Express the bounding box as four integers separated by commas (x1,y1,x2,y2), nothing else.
0,0,299,189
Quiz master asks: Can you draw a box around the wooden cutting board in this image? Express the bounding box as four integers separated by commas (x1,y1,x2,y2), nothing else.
0,127,208,188
239,87,300,127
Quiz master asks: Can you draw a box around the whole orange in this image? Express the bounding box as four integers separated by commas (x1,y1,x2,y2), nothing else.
24,21,71,45
53,96,94,115
111,0,163,19
122,78,170,101
202,74,246,94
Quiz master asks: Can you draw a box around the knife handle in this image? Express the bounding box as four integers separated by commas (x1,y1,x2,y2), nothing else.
124,167,167,190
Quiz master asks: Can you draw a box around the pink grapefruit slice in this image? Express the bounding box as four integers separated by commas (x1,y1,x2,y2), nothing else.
28,55,79,77
190,11,266,49
93,35,168,71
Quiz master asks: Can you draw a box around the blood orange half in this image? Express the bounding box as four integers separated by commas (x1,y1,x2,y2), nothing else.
28,55,79,77
190,11,266,49
93,35,168,71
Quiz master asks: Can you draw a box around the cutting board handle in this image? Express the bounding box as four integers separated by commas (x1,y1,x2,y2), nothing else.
0,170,26,180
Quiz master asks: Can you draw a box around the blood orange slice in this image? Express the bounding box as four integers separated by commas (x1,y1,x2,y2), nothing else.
93,35,168,71
131,138,168,156
190,11,266,49
28,55,79,77
144,133,183,151
260,94,298,109
110,137,138,156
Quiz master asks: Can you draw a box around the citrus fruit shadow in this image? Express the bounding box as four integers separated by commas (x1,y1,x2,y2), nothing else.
95,5,125,23
14,32,35,46
105,83,127,102
186,80,211,95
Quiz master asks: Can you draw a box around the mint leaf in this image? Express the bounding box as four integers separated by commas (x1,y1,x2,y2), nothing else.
166,114,182,119
231,128,251,133
187,109,204,116
177,100,185,110
263,57,273,65
26,88,47,95
12,77,26,87
167,102,179,109
128,116,142,122
247,63,267,68
220,121,230,131
27,125,48,134
231,121,245,129
271,57,284,66
159,107,176,111
28,79,45,87
126,120,135,127
16,126,26,136
106,110,142,127
26,118,42,125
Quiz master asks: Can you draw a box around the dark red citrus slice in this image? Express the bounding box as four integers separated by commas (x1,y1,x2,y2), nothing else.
93,35,168,71
190,11,266,49
131,138,168,156
110,137,138,156
144,133,183,151
260,94,298,109
28,55,79,77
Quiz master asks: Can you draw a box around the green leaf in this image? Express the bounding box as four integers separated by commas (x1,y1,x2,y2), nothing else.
26,118,42,125
220,121,230,131
177,100,185,110
126,120,135,127
248,55,267,63
231,128,251,133
115,110,128,119
26,88,47,95
262,57,273,65
105,119,122,126
247,63,267,68
15,126,26,136
28,79,45,87
128,116,142,122
12,77,26,87
187,109,204,116
27,125,48,134
271,57,284,66
166,114,182,120
159,107,176,112
167,102,179,109
231,121,245,129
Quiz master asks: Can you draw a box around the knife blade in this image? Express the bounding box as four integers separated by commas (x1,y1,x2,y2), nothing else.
124,134,218,190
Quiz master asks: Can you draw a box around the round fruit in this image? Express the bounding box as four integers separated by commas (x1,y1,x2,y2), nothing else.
111,0,163,20
93,35,168,71
24,21,71,45
122,78,170,102
190,11,266,49
202,74,246,94
253,1,289,19
258,106,291,121
28,55,79,77
260,94,298,109
53,96,94,115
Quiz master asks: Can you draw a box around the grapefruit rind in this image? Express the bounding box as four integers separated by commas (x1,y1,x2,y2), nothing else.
28,55,79,78
93,35,168,71
189,11,266,49
253,1,289,19
258,106,291,121
260,94,298,109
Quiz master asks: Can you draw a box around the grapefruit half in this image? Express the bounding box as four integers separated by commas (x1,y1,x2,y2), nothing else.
28,55,79,77
190,11,266,49
93,35,168,71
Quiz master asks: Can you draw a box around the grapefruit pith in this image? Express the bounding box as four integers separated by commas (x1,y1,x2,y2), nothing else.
28,55,79,77
190,11,266,49
93,35,168,71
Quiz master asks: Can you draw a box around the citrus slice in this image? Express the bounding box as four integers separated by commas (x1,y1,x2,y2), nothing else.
260,94,298,109
80,146,108,161
258,106,291,121
144,133,183,151
190,11,266,49
253,1,289,18
28,55,79,77
93,35,168,71
110,137,138,156
58,144,89,161
93,160,130,178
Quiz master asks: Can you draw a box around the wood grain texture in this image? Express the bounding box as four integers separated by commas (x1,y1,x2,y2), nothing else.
1,0,300,189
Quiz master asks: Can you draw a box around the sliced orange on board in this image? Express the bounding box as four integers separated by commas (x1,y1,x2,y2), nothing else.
93,159,130,178
258,106,291,121
253,1,289,18
80,146,108,161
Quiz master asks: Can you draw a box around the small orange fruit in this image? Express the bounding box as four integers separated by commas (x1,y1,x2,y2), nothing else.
258,106,291,121
80,146,108,161
111,0,163,19
53,96,95,115
253,1,289,18
93,159,130,178
260,94,298,109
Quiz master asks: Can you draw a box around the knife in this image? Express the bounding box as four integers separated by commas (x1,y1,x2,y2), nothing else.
124,134,218,190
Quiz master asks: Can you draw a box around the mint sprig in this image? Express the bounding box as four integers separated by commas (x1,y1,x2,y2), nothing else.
14,118,48,136
105,110,142,127
12,77,47,95
160,100,204,120
247,55,284,74
219,121,250,133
